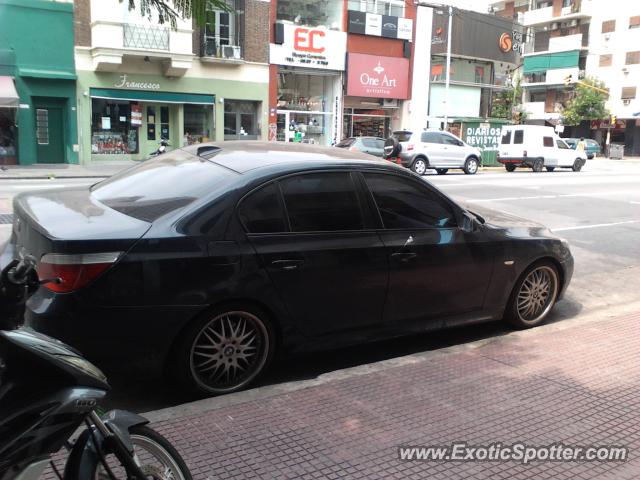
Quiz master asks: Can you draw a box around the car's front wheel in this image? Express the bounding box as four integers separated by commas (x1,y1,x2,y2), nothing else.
505,261,560,329
171,305,275,395
463,157,479,174
572,159,583,172
411,157,428,175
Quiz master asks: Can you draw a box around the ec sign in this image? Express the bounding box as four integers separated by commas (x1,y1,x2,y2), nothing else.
270,24,346,71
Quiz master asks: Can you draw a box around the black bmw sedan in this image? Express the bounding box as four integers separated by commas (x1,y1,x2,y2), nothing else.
7,142,573,395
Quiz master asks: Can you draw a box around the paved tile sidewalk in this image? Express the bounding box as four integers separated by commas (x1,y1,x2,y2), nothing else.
0,161,135,179
134,311,640,480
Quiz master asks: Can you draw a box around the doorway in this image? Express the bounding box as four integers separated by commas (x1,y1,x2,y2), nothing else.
34,100,65,164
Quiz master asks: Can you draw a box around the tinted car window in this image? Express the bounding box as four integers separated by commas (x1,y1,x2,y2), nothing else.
556,139,569,149
375,139,385,149
91,151,235,222
543,136,554,147
280,173,364,232
335,138,355,148
393,131,413,142
362,138,377,148
440,134,461,146
421,132,442,144
363,173,457,229
239,183,287,233
513,130,524,144
501,130,512,144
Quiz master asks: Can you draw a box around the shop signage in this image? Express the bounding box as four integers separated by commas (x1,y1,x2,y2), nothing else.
270,24,346,71
499,30,524,55
590,119,627,129
114,74,161,91
346,53,409,99
464,125,502,150
131,104,142,126
347,11,413,40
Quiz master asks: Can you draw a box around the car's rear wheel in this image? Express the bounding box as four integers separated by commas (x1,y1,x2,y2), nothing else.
505,261,560,329
572,159,583,172
532,158,544,172
463,157,479,175
171,304,275,395
546,167,555,172
436,168,448,175
411,157,428,175
505,164,516,172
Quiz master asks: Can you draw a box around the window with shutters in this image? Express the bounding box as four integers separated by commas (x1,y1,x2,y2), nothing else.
626,51,640,64
36,109,49,145
630,16,640,29
621,87,637,99
599,55,612,67
601,20,616,33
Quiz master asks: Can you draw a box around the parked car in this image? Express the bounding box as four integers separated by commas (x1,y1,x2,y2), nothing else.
335,136,385,157
563,138,601,159
498,125,587,172
8,142,573,396
383,129,482,175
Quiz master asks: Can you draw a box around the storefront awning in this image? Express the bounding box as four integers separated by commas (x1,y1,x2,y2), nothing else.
90,88,215,105
0,76,19,108
523,51,580,74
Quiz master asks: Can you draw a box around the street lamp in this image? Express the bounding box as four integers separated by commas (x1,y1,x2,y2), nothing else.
417,2,453,129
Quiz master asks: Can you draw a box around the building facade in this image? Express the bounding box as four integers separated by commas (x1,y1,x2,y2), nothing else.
0,0,78,165
492,0,640,155
268,0,416,145
74,0,270,163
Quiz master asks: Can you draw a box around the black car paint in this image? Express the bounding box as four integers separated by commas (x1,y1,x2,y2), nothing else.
16,142,573,376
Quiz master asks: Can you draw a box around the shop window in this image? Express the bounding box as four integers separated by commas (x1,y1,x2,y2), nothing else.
347,0,404,17
0,109,17,164
277,0,343,30
224,101,260,140
277,72,334,112
202,0,241,58
160,106,170,140
35,109,49,145
91,98,139,155
602,20,616,33
183,104,213,145
430,57,491,85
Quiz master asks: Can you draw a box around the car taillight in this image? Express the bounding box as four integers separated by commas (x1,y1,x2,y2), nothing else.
38,252,122,293
407,144,414,151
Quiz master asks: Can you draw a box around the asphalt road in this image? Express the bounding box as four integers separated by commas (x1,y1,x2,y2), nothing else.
1,159,638,411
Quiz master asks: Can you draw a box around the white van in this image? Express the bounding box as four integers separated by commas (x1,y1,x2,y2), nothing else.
497,125,587,172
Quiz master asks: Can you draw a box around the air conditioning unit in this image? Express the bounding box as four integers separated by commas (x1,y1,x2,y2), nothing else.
222,45,242,60
604,33,611,41
622,67,629,74
623,99,631,105
550,22,560,30
578,69,586,79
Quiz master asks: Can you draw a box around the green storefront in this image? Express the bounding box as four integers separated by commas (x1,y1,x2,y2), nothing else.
458,119,512,166
76,70,269,163
0,0,78,165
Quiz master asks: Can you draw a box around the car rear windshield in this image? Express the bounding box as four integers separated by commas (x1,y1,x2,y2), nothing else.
335,138,356,148
91,150,236,222
393,131,413,142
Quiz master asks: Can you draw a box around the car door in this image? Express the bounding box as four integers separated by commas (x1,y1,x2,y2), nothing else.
542,135,558,167
239,172,389,337
439,133,467,167
419,131,446,166
555,138,574,166
361,172,495,327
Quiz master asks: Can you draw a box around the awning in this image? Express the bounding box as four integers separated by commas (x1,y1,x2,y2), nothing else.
0,76,19,108
90,88,215,105
523,51,580,74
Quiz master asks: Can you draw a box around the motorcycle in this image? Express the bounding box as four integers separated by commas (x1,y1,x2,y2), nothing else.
0,255,191,480
149,139,170,158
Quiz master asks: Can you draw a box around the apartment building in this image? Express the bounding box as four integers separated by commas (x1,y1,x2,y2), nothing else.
492,0,640,155
74,0,270,163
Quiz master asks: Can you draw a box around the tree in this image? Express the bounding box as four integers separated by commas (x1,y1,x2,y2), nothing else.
491,75,525,122
122,0,230,28
561,77,609,126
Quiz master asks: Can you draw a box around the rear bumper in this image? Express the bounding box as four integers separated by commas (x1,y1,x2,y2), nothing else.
497,157,534,167
385,153,414,168
24,289,203,376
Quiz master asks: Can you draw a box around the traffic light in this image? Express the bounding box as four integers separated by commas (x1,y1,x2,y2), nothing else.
611,114,617,124
564,74,573,85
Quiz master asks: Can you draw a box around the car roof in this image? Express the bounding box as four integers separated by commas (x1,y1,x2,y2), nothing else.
179,141,394,175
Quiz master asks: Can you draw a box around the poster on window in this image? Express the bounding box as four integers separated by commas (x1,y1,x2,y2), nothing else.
131,105,142,126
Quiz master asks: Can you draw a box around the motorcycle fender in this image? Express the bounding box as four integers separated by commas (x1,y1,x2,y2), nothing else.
63,410,149,479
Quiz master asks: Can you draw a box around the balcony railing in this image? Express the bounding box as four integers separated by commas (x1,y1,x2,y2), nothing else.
123,24,170,50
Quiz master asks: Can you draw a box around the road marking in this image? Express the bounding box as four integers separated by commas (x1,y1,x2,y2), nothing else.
631,201,640,205
552,220,640,232
466,190,640,203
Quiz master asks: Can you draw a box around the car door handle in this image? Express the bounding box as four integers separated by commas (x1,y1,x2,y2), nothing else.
270,259,304,271
390,252,417,263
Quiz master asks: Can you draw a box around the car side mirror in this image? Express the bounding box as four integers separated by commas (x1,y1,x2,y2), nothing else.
460,212,477,233
458,141,464,147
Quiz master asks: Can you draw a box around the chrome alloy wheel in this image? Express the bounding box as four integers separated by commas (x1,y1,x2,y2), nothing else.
189,311,269,393
516,266,559,323
412,159,427,175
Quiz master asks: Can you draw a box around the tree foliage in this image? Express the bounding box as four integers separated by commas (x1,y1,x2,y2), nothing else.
561,77,609,126
491,76,526,122
122,0,230,28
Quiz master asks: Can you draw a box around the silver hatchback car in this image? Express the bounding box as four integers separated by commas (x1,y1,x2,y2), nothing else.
383,129,482,175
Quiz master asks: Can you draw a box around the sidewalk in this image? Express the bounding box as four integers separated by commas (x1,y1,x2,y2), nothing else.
122,308,640,480
0,161,136,179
